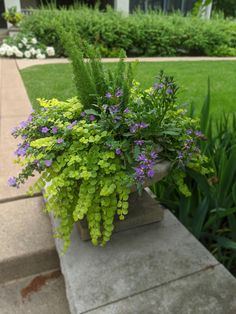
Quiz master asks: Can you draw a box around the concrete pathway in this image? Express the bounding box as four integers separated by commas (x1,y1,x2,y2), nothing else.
0,58,70,313
16,56,236,70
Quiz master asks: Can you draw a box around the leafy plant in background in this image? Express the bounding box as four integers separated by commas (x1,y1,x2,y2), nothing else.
8,31,210,251
19,5,236,57
154,84,236,275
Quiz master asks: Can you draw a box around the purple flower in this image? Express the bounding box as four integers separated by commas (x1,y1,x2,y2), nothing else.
130,124,138,134
150,151,157,159
8,177,17,187
115,89,123,97
186,129,192,135
21,135,28,140
19,121,28,129
105,92,112,99
67,121,77,129
177,151,184,160
109,105,119,114
124,108,130,113
89,115,95,121
139,122,149,129
15,147,27,157
44,160,52,167
51,127,58,134
27,114,33,123
195,130,203,137
33,159,40,167
153,83,164,90
41,127,49,133
135,167,144,176
56,138,64,144
166,89,173,94
115,148,122,155
138,153,147,162
80,112,86,117
147,169,155,178
134,140,144,146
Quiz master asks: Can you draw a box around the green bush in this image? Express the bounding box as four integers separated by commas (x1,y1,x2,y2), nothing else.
154,85,236,276
20,6,236,57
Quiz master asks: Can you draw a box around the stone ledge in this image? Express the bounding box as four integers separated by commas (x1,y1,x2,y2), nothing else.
0,197,59,283
51,209,225,314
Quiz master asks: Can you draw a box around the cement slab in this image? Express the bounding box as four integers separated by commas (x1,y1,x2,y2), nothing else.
0,197,59,283
87,264,236,314
0,270,70,314
51,210,219,314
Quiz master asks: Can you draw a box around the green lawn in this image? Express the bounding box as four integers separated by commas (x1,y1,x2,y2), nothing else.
21,61,236,117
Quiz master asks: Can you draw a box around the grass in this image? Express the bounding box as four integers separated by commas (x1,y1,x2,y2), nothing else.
21,61,236,117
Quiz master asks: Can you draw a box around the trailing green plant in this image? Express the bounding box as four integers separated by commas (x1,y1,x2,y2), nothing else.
154,85,236,275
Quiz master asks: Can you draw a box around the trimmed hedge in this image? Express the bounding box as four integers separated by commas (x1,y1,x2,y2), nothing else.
20,7,236,57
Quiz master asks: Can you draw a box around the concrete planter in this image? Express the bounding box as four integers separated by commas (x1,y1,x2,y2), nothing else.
78,160,170,241
8,26,20,37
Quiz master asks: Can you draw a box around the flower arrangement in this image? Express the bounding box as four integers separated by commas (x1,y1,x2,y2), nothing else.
0,33,55,59
2,6,23,26
9,37,210,251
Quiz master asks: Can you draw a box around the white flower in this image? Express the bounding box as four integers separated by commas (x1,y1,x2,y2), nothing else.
24,51,31,58
36,53,46,59
6,48,13,56
30,47,36,55
18,43,23,48
36,48,41,54
22,37,28,45
31,38,37,44
12,46,19,54
0,47,6,56
46,46,55,57
16,51,23,58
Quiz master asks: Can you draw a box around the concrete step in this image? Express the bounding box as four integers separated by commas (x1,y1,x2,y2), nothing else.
0,197,59,283
0,269,70,314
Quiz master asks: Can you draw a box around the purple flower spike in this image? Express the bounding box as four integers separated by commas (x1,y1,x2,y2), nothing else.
147,169,155,178
195,130,203,137
105,92,112,99
115,89,123,97
134,140,144,146
52,127,58,134
124,108,130,113
109,105,119,114
44,160,52,167
166,89,173,94
41,127,49,133
56,138,64,144
80,112,86,117
115,148,122,155
138,153,147,162
15,147,27,157
8,177,17,187
153,83,164,90
89,115,95,121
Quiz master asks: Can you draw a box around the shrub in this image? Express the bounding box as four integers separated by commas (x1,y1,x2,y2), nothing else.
20,6,236,57
154,85,236,275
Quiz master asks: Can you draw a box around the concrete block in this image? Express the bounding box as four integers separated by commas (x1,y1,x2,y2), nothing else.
0,197,59,283
87,264,236,314
51,210,220,314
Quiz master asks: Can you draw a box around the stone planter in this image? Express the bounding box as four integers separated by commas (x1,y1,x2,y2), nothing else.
8,26,20,38
78,160,170,241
